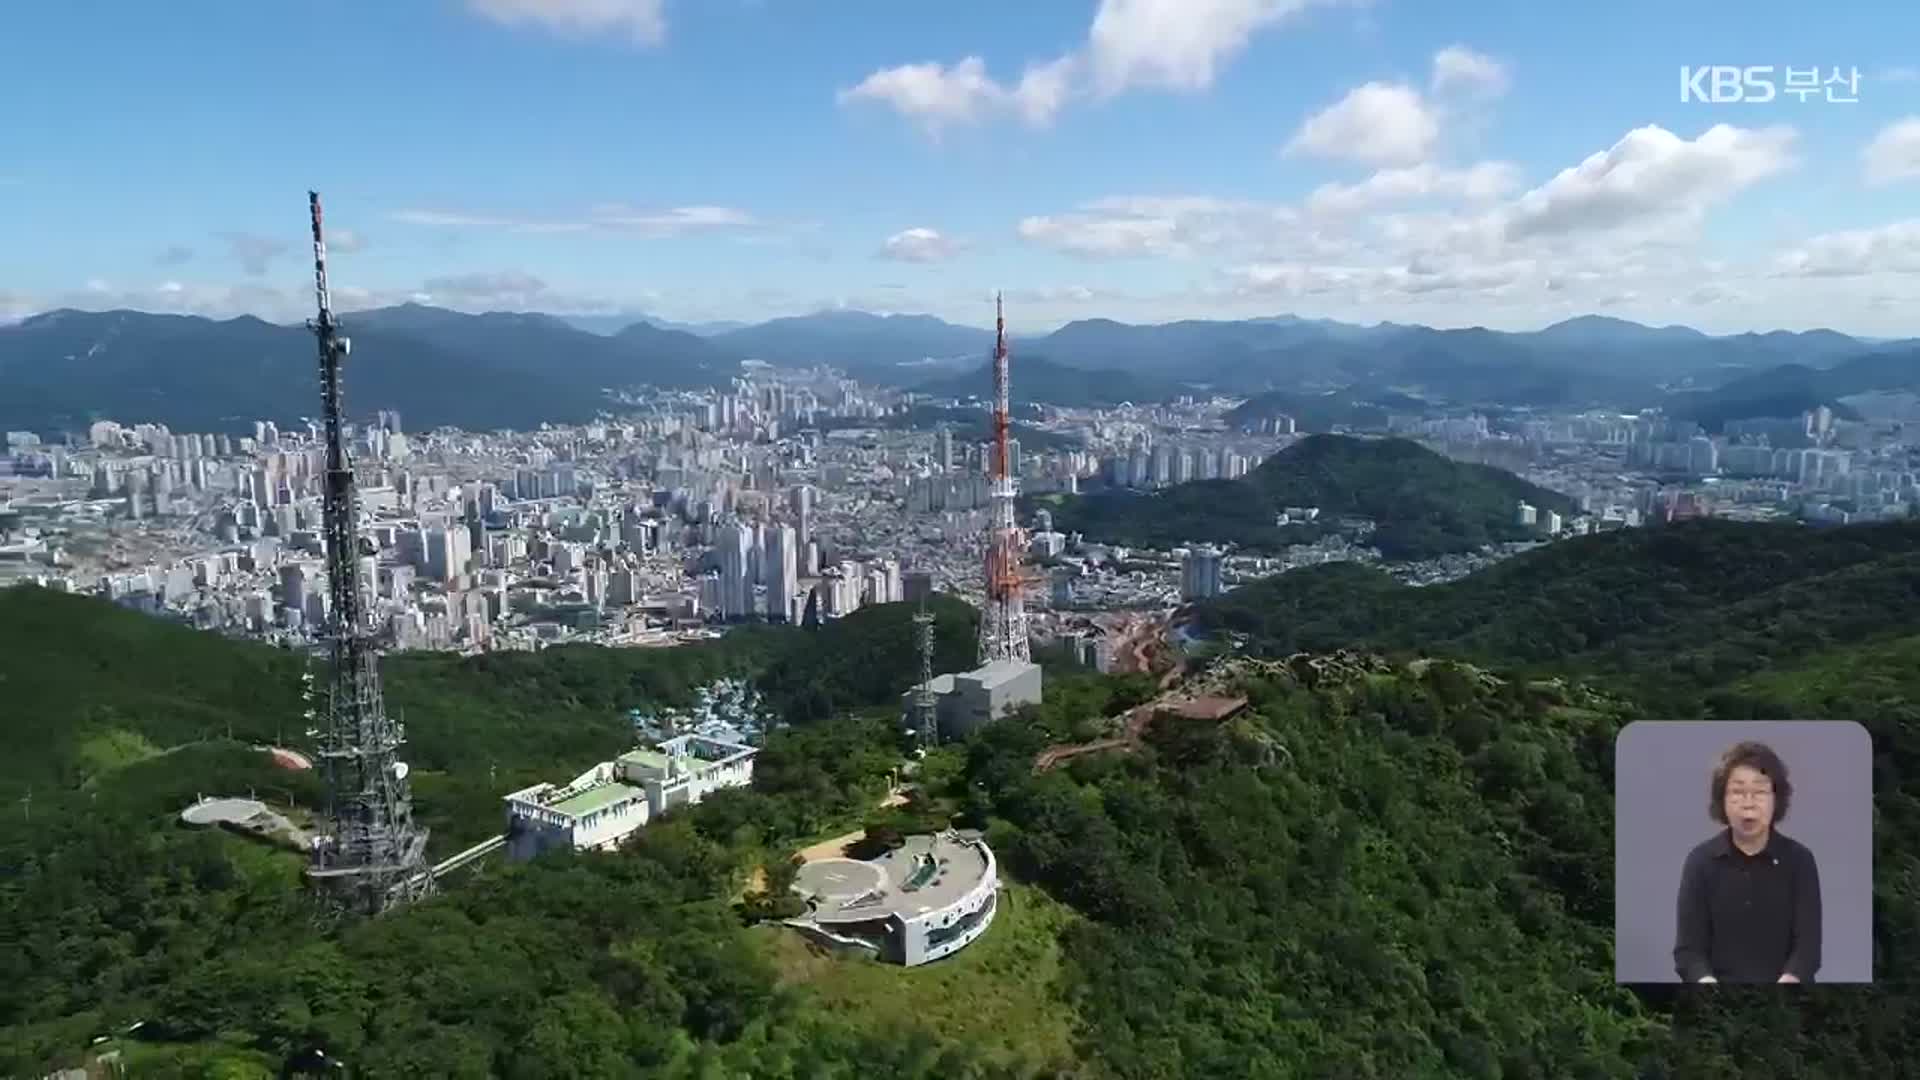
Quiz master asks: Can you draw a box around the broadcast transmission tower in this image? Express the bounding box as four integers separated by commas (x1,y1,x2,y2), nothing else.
913,595,939,747
977,293,1032,666
303,190,431,917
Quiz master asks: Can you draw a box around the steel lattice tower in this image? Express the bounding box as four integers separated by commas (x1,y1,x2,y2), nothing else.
977,293,1031,666
913,595,939,746
303,191,431,916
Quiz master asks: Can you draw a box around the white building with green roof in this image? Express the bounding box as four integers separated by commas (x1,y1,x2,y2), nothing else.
504,733,756,860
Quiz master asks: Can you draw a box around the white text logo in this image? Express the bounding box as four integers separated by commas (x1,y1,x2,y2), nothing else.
1680,66,1860,104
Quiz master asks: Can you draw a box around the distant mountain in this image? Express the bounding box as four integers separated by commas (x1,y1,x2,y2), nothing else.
561,313,749,336
1031,434,1573,560
1528,314,1709,347
1225,389,1433,432
1014,313,1896,406
0,304,743,435
709,310,992,375
911,354,1189,407
1033,317,1382,379
1666,346,1920,430
10,300,1910,436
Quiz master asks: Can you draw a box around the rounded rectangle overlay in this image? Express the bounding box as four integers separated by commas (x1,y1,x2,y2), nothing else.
1614,719,1872,985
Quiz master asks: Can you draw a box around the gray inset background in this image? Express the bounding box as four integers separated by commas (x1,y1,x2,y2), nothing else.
1614,720,1873,983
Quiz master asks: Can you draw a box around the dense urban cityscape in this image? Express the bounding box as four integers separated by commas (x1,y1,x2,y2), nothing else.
5,380,1913,666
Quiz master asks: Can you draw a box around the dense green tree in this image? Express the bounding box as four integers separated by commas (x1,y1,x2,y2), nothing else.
1037,435,1573,558
9,510,1920,1077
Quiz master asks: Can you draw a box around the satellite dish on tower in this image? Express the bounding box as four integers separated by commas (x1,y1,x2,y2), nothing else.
392,761,410,781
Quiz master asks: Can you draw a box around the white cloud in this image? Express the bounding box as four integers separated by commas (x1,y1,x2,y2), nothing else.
416,270,595,311
1016,123,1802,321
878,227,962,263
1018,214,1185,259
1306,161,1519,216
836,56,1078,132
220,232,291,276
1086,0,1343,96
1225,261,1386,295
1430,45,1508,97
1013,56,1078,126
1284,82,1440,166
0,291,35,323
588,204,755,232
1017,195,1300,259
1502,123,1796,241
1685,283,1746,306
466,0,666,45
838,57,1009,133
14,281,311,322
390,204,760,236
1863,118,1920,186
841,0,1349,135
329,229,367,254
1225,254,1533,299
1001,284,1114,306
1774,221,1920,277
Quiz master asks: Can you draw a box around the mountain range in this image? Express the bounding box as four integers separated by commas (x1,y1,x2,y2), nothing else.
909,354,1189,408
707,310,995,375
561,313,750,336
3,303,1914,436
0,304,740,434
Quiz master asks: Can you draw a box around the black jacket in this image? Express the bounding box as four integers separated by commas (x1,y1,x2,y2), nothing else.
1673,828,1821,983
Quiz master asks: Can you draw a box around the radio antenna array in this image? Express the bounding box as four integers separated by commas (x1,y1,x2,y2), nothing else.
303,190,430,916
913,595,939,747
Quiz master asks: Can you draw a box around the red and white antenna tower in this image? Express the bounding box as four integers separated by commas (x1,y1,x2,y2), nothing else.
977,292,1031,666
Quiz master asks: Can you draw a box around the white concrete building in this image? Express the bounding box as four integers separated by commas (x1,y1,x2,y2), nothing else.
504,733,757,860
789,831,1000,967
899,658,1044,740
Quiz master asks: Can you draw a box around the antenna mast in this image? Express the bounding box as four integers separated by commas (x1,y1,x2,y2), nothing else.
913,594,938,747
977,292,1031,666
304,190,430,916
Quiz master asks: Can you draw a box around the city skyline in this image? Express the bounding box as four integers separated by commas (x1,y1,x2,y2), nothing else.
3,2,1919,334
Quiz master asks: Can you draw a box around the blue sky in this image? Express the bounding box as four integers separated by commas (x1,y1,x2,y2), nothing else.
2,0,1918,334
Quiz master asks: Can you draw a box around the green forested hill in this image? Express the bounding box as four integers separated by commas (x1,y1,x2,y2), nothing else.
1197,518,1920,674
961,657,1654,1076
0,586,978,853
0,584,306,799
6,508,1920,1078
1037,434,1575,559
1181,517,1920,1076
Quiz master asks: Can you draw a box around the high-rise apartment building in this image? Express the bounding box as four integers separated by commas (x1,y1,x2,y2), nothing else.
764,523,798,623
718,520,755,619
1180,545,1224,601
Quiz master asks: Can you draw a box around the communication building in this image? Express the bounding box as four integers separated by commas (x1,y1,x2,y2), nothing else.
503,733,756,860
788,830,999,967
898,657,1043,740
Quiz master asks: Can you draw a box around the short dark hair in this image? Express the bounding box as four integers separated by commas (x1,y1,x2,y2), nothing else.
1709,741,1792,824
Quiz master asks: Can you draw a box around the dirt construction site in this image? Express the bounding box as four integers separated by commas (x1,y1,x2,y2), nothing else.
1033,614,1249,773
